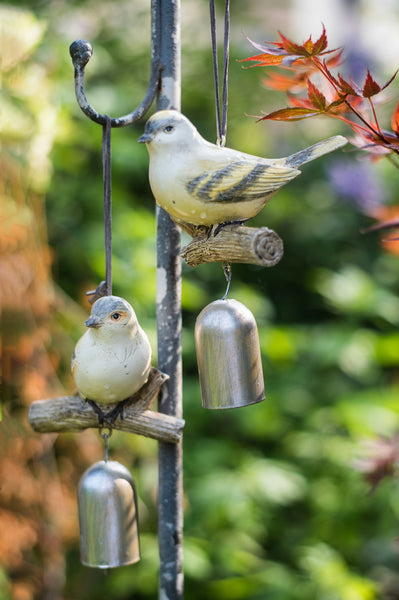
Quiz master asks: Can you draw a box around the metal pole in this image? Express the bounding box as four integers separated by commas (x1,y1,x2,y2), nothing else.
156,1,183,599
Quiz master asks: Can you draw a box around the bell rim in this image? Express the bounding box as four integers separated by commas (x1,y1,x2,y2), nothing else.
80,554,141,569
202,391,265,410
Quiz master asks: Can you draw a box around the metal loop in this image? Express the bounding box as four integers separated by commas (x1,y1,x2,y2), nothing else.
221,262,232,300
99,426,113,439
86,280,108,304
99,427,113,462
217,134,226,148
69,0,162,127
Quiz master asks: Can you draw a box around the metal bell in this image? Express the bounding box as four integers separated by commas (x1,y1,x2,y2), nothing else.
77,460,140,568
195,299,265,409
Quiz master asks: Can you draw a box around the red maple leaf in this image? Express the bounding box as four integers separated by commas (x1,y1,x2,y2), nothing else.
257,106,322,122
337,74,358,97
391,102,399,136
278,24,329,58
362,70,381,98
307,79,326,110
262,71,307,92
241,25,399,160
240,25,339,69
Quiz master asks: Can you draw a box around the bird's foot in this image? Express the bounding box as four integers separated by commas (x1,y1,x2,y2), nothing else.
104,400,129,424
213,220,245,236
86,398,132,427
86,399,113,427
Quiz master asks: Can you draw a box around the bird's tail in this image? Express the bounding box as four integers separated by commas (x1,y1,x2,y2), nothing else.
285,135,347,169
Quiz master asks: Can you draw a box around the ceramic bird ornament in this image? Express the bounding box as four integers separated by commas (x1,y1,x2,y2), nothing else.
138,110,347,228
72,295,152,422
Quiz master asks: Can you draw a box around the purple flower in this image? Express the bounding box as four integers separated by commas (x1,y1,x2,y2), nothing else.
328,159,386,214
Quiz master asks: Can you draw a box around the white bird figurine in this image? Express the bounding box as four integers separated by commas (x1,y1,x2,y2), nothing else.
138,110,347,228
72,295,152,422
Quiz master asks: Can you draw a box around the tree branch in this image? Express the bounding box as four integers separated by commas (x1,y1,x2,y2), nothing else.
28,368,184,444
178,222,284,268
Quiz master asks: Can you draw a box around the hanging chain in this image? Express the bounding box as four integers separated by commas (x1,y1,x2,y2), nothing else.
209,0,230,147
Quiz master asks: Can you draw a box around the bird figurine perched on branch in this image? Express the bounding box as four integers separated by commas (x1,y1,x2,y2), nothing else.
72,295,152,424
138,110,347,229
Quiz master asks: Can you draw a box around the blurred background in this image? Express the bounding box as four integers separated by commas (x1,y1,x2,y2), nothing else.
2,0,399,598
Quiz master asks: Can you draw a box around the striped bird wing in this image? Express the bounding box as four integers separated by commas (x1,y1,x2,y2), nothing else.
185,159,301,203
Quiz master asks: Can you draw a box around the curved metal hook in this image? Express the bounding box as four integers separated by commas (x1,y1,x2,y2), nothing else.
69,0,162,127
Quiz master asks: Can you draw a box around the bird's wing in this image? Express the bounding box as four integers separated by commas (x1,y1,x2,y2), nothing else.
185,158,300,203
71,348,77,373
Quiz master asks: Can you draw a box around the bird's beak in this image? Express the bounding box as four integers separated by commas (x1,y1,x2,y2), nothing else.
138,133,153,144
85,315,101,328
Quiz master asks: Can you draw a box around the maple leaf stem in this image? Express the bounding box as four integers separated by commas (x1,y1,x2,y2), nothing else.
311,56,338,90
328,112,371,135
368,98,383,136
310,56,386,143
344,99,386,141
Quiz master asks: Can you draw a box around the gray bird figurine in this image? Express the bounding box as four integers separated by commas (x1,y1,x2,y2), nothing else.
138,109,347,228
72,295,152,422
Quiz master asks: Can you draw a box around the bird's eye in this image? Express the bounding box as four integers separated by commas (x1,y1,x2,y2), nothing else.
111,312,121,320
164,125,174,133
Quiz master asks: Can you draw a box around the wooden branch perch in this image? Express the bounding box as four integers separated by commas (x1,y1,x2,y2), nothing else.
28,368,184,444
178,222,284,268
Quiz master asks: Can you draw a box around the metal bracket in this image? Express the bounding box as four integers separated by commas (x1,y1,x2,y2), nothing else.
69,0,162,127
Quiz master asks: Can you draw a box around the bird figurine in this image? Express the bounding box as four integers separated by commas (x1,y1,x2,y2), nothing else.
138,110,347,228
72,295,152,424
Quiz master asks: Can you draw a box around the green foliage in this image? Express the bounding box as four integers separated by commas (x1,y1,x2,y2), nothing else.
3,2,399,600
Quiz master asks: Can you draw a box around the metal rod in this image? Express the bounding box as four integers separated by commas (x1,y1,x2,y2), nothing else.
155,1,183,598
69,0,162,127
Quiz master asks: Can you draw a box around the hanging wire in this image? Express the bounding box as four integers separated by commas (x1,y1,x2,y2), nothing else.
103,115,113,296
210,0,232,297
86,115,113,303
210,0,232,295
209,0,230,147
221,263,232,300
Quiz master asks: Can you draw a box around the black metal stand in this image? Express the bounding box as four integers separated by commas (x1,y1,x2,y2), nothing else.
69,2,183,597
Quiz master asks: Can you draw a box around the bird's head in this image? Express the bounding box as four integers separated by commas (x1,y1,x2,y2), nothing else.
138,110,199,153
85,295,138,336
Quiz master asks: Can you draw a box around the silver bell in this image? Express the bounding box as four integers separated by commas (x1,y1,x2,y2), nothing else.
195,299,265,409
77,460,140,568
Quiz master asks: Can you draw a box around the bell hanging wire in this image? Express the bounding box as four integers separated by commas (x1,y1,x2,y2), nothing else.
195,298,265,409
221,262,232,300
210,0,230,146
100,426,111,462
